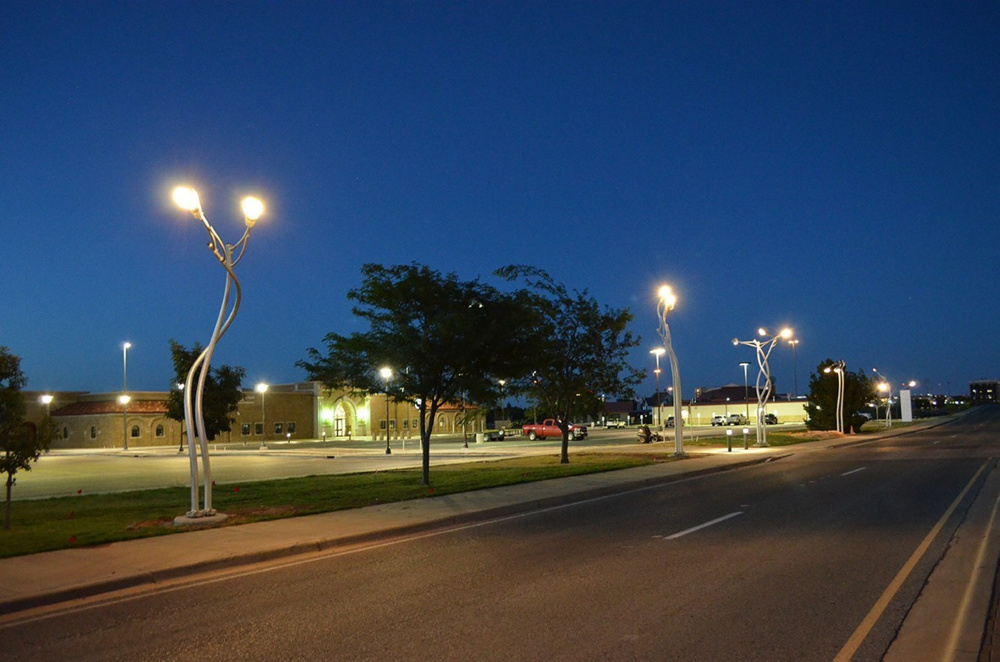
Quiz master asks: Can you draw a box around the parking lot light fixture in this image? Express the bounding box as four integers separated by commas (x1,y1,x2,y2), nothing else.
656,285,683,457
256,382,269,449
650,348,665,427
380,367,392,454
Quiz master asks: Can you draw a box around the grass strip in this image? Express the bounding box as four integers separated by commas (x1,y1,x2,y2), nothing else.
0,453,659,558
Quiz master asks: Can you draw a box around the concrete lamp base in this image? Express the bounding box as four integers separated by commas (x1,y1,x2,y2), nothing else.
173,512,229,528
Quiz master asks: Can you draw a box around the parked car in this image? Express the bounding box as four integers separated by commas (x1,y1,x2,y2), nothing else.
711,415,727,426
764,413,778,425
726,413,748,425
606,419,627,429
665,416,675,428
483,429,505,441
522,419,588,441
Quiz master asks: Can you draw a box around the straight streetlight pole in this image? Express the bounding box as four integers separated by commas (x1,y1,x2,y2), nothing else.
740,361,750,422
380,367,392,454
650,348,664,428
122,341,131,450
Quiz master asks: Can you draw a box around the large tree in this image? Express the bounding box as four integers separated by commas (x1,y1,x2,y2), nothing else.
298,263,540,485
165,340,247,442
0,347,52,530
496,265,644,463
804,359,874,433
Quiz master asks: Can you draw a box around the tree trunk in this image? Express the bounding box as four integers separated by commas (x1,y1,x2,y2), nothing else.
561,432,570,464
422,432,431,485
4,473,12,531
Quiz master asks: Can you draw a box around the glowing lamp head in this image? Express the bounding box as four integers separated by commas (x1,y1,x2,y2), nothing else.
40,394,54,405
172,186,201,212
658,285,677,309
241,196,264,226
878,382,889,392
255,382,269,394
379,367,392,380
650,347,665,357
732,338,740,346
779,328,793,339
118,394,131,405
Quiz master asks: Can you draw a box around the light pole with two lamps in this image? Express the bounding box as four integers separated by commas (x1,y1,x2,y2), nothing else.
656,286,684,457
171,185,264,524
824,360,846,433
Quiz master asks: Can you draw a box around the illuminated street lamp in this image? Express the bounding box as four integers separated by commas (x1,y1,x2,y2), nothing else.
739,361,751,422
380,367,392,455
823,360,846,433
122,341,131,451
172,185,264,522
787,339,800,399
498,379,507,425
256,382,269,449
656,286,683,457
650,348,665,427
733,327,792,446
873,368,893,429
118,394,131,449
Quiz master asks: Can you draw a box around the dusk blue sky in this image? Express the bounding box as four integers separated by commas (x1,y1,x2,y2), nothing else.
3,1,998,400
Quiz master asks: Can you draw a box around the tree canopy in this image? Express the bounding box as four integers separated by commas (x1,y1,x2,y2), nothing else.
804,359,874,433
1,346,52,529
496,265,644,462
165,340,247,442
298,263,540,484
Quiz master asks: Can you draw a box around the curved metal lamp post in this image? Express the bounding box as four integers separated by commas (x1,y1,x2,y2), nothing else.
656,286,684,457
172,186,264,523
733,326,792,446
873,367,893,429
824,360,846,433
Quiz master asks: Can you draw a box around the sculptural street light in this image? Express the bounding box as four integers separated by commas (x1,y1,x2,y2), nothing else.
733,327,792,446
380,367,393,455
823,360,846,433
873,368,893,429
656,286,684,457
172,185,264,523
650,348,665,427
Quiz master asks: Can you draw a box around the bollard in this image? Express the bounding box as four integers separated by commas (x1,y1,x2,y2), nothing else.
726,428,733,452
743,427,749,450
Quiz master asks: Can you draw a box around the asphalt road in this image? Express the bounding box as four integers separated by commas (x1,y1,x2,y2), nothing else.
6,409,998,661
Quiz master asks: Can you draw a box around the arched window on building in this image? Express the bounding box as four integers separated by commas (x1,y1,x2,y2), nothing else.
130,425,140,438
90,426,96,439
155,425,164,437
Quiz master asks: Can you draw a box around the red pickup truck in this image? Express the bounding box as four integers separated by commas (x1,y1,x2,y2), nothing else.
522,419,588,441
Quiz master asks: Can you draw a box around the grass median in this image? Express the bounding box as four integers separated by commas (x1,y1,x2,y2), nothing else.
0,453,665,559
